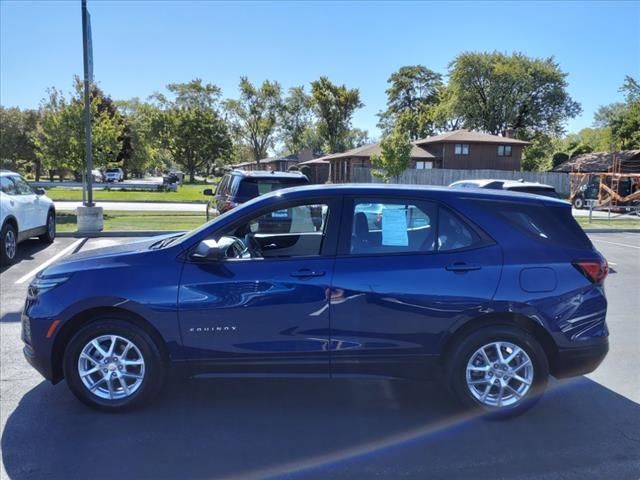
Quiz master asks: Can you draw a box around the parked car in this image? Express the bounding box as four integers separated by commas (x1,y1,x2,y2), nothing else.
1,170,56,265
22,184,609,415
449,179,559,198
203,169,309,217
104,168,124,182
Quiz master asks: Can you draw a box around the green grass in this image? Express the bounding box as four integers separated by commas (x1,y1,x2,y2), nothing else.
56,211,207,233
576,217,640,229
46,183,213,203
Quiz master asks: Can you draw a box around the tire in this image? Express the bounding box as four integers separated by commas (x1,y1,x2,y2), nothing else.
39,210,56,244
0,222,18,266
445,325,549,418
63,318,166,412
573,195,585,210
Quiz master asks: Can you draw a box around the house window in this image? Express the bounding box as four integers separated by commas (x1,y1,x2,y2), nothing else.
415,161,433,170
498,145,512,157
454,144,469,155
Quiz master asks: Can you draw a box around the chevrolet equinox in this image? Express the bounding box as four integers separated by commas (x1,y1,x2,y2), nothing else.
22,184,609,415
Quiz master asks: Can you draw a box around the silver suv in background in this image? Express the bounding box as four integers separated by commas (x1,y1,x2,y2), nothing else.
104,168,124,182
449,179,559,198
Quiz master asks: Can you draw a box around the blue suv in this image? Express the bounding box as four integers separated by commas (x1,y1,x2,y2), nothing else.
22,185,609,415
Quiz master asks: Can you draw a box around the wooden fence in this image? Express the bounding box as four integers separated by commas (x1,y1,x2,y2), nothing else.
351,167,570,194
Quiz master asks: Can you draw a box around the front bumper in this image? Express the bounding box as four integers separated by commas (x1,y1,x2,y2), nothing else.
23,343,57,382
552,337,609,378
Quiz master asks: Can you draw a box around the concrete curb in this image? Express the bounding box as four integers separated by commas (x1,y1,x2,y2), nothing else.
58,231,185,238
581,228,640,233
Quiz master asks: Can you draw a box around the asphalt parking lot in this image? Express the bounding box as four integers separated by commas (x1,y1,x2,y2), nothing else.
1,233,638,480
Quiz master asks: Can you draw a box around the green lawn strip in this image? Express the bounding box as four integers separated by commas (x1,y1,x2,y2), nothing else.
576,217,640,229
56,210,207,232
46,183,212,203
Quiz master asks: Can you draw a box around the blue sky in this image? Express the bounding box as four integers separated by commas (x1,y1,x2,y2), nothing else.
1,0,639,138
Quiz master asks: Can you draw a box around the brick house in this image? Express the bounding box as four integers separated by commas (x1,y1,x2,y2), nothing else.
322,129,530,183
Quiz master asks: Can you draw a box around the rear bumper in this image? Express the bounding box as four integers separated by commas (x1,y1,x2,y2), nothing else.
552,337,609,378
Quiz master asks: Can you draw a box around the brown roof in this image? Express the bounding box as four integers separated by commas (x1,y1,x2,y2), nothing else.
415,129,530,146
553,150,640,173
318,142,435,162
297,158,330,165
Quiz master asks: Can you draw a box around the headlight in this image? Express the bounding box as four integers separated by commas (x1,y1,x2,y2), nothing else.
29,275,70,296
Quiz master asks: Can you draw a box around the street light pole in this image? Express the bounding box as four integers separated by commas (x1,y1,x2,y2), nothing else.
81,0,93,207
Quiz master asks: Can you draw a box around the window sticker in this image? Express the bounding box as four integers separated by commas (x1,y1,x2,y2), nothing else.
382,208,408,246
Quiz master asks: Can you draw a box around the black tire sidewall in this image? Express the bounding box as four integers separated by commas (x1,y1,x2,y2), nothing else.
40,211,55,243
573,196,584,209
1,223,17,265
63,319,165,412
446,326,549,418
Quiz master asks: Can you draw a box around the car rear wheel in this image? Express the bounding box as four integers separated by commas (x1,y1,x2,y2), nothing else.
445,326,549,418
39,211,56,243
1,223,18,265
63,319,166,411
572,195,585,210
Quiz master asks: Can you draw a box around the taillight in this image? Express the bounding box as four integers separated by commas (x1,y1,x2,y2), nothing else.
573,259,608,284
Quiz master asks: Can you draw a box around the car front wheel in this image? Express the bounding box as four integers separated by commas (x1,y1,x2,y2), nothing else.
1,223,18,265
63,318,166,411
445,326,549,417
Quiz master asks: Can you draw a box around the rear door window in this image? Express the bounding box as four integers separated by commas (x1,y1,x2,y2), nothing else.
348,199,486,255
236,178,308,199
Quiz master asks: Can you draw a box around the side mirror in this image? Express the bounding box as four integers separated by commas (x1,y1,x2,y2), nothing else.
191,239,225,261
203,188,214,196
34,187,46,195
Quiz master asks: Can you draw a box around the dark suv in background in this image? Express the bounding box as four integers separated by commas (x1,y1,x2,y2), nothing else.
204,170,309,218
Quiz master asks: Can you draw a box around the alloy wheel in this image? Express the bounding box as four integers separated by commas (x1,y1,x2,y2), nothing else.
4,230,16,260
78,335,146,400
465,341,534,408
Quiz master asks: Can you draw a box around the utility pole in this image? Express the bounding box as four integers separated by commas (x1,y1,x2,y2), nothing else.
76,0,103,231
81,0,93,206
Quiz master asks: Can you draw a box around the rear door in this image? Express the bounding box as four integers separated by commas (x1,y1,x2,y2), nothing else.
329,195,503,380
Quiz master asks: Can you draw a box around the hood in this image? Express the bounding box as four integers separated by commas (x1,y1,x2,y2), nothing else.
41,232,184,276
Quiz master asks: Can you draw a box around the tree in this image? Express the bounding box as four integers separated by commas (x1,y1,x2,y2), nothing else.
0,107,39,177
310,77,363,153
378,65,444,140
594,76,640,149
117,99,162,177
552,152,569,168
224,77,282,163
155,107,231,183
370,127,412,182
448,52,581,138
151,80,232,182
279,86,314,154
344,128,371,150
35,80,124,180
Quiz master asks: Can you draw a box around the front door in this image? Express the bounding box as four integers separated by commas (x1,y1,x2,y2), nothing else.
329,196,503,380
178,197,340,376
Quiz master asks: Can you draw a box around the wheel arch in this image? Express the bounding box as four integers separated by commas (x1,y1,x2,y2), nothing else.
441,312,557,369
2,215,18,232
51,306,170,383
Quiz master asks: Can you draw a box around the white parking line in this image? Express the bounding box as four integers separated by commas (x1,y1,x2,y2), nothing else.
15,239,85,284
591,238,640,249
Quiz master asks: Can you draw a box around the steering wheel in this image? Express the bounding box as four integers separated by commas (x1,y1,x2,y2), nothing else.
243,233,263,258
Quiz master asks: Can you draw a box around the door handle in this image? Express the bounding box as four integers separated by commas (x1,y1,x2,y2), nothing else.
290,269,326,278
446,263,482,272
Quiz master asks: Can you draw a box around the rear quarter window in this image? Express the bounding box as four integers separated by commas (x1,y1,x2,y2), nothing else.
485,201,592,249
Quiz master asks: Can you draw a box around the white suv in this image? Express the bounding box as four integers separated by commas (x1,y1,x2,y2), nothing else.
104,168,124,182
0,171,56,265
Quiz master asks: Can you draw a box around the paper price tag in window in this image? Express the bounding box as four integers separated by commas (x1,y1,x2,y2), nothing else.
382,208,408,246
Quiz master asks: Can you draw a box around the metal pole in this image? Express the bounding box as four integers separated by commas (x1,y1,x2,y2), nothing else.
81,0,93,207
